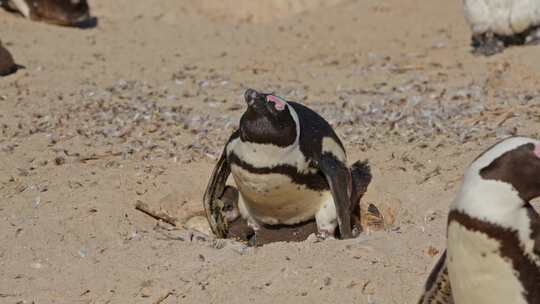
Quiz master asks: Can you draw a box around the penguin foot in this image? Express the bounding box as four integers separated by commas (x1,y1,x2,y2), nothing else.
247,234,258,247
316,229,336,240
306,233,322,243
525,26,540,45
247,218,261,232
471,32,504,56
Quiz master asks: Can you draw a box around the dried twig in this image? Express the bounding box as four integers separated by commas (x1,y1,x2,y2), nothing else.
153,291,174,304
495,111,514,127
78,151,123,163
135,200,177,226
417,166,441,185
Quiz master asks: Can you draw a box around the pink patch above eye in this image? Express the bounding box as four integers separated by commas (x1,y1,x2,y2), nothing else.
266,95,286,111
534,144,540,158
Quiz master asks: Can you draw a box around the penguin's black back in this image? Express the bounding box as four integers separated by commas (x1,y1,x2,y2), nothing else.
288,101,345,162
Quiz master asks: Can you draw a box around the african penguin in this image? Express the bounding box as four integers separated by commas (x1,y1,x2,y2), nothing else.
419,136,540,303
464,0,540,55
204,88,369,241
0,41,22,77
1,0,91,26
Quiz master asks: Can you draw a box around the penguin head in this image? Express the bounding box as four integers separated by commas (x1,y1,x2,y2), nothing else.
476,137,540,202
454,137,540,219
239,89,298,147
29,0,90,26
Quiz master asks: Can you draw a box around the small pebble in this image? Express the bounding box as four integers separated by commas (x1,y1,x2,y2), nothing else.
78,249,88,258
323,276,332,286
140,287,152,298
31,196,41,209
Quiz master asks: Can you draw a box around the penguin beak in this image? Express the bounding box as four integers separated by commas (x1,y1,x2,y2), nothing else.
244,88,260,107
244,88,287,116
244,89,269,113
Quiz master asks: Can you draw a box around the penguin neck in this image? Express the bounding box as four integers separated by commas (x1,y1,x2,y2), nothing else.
450,175,539,258
451,173,527,227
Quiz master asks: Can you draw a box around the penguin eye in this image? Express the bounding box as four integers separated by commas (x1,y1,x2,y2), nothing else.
266,95,286,111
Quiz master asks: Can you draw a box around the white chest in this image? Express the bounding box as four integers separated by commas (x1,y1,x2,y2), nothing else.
226,137,314,173
230,164,331,225
447,222,527,304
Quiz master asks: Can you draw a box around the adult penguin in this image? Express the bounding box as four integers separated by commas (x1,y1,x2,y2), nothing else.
204,89,370,242
419,137,540,303
464,0,540,55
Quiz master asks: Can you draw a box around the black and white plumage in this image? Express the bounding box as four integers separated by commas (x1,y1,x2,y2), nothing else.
204,89,367,240
419,137,540,304
464,0,540,55
1,0,91,26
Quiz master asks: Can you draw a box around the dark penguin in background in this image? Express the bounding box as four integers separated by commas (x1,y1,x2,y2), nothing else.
1,0,91,26
464,0,540,55
419,137,540,303
204,89,370,242
0,41,22,76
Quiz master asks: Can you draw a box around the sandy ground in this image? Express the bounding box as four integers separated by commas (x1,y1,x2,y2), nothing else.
1,0,540,303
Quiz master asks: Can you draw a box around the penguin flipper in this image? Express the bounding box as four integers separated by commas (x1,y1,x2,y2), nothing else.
525,205,540,257
319,153,353,239
203,145,231,238
418,250,454,304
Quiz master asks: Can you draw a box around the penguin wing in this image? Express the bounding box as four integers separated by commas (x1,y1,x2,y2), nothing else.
318,153,353,239
418,250,454,304
287,102,351,238
528,206,540,257
203,144,232,238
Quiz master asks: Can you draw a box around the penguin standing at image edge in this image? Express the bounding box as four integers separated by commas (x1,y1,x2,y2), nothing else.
419,136,540,303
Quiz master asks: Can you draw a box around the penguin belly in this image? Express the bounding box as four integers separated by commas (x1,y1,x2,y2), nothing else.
230,164,332,225
447,222,527,304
